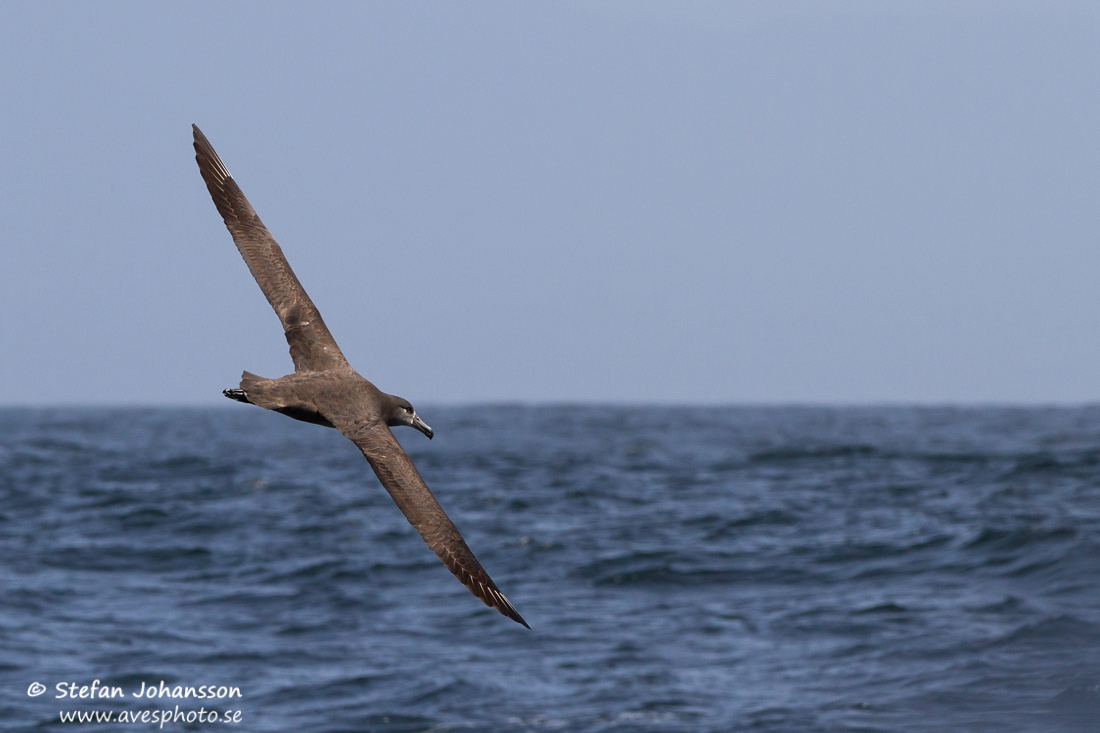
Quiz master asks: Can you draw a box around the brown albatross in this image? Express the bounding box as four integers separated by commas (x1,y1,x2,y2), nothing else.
192,124,528,628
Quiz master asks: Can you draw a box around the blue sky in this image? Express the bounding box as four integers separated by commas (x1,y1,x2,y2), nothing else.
2,1,1099,405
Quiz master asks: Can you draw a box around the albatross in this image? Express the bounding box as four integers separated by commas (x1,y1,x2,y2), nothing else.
192,124,528,628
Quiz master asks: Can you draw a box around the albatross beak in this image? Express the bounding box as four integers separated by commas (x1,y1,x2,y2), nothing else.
411,414,434,440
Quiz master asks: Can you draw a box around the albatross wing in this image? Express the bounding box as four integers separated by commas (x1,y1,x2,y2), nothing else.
192,124,348,373
338,420,529,628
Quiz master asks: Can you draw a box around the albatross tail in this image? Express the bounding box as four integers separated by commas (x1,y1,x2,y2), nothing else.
224,370,265,404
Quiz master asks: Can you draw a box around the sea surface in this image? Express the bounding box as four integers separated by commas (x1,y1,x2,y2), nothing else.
2,406,1100,732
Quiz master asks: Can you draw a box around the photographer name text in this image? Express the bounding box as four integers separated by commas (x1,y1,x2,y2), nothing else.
54,680,241,700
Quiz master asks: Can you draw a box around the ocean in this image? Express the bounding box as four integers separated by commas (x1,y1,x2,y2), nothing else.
1,405,1099,732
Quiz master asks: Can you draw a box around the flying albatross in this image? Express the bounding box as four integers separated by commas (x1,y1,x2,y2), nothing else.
192,124,528,628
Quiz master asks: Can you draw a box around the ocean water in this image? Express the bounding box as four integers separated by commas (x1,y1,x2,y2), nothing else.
1,405,1099,732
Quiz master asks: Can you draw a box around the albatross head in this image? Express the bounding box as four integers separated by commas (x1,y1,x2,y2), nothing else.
384,395,434,440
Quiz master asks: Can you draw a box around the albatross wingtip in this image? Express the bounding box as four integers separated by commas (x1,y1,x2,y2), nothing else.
493,591,530,629
192,125,233,186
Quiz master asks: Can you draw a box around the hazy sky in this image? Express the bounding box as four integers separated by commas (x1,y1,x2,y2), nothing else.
2,1,1099,405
